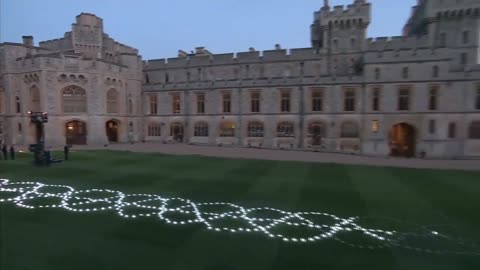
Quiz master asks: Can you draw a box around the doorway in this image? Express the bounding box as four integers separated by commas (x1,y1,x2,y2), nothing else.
66,120,87,145
106,120,119,143
389,123,416,158
170,123,184,142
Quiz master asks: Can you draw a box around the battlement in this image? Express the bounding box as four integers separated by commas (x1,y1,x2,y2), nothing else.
145,48,324,70
366,35,429,51
319,2,371,21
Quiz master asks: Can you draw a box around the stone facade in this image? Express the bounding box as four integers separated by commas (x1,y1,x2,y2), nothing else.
0,13,143,147
1,0,480,158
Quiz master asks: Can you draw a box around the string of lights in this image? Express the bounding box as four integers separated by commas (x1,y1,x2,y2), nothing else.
0,178,478,255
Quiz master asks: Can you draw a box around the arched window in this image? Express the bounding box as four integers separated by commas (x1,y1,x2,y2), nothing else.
128,99,134,115
30,86,41,112
219,121,235,137
308,121,327,137
469,121,480,139
106,89,119,114
147,123,161,137
194,122,209,137
340,122,359,138
62,86,86,113
247,122,264,137
277,122,294,137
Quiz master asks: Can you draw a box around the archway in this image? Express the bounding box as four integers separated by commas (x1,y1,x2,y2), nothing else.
170,123,184,142
66,120,87,145
106,120,119,143
389,123,416,158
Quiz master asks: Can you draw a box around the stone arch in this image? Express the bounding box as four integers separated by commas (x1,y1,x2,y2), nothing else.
106,119,120,143
65,119,87,145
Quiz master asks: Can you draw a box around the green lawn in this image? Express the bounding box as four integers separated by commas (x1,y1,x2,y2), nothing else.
1,150,480,270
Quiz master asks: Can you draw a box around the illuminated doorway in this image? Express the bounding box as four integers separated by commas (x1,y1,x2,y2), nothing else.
389,123,416,158
66,120,87,145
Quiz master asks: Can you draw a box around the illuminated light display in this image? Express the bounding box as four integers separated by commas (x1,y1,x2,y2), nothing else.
0,178,479,255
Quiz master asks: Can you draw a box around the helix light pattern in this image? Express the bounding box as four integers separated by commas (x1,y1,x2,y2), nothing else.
0,178,478,255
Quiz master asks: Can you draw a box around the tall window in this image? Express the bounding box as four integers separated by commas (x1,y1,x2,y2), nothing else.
196,93,205,114
30,86,41,112
476,85,480,110
247,122,264,137
128,99,133,115
462,30,470,44
219,121,235,137
448,123,456,139
149,94,158,115
106,89,119,113
429,86,438,110
429,120,436,135
280,90,291,112
16,96,21,113
398,87,410,111
250,92,260,113
469,121,480,139
18,123,22,134
461,53,468,65
311,88,323,112
277,122,294,137
63,86,86,113
374,68,380,80
402,67,409,79
372,87,380,111
147,123,161,137
344,89,355,111
172,93,181,114
222,92,231,113
340,122,359,138
432,66,439,78
194,122,209,137
0,92,3,113
439,33,446,47
165,72,169,83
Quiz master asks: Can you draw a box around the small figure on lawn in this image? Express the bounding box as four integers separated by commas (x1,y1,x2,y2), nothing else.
9,145,15,160
1,144,7,160
64,144,70,161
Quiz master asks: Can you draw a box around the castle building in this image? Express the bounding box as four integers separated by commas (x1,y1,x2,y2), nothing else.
1,0,480,158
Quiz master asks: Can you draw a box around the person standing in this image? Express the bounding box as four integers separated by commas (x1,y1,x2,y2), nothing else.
9,145,15,160
64,145,70,161
1,144,7,160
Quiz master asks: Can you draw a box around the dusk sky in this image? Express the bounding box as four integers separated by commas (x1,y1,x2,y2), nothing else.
1,0,416,60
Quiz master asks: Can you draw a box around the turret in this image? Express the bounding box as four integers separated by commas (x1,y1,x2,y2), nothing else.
311,0,371,53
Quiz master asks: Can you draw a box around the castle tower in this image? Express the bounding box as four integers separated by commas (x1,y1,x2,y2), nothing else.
71,13,104,59
311,0,371,53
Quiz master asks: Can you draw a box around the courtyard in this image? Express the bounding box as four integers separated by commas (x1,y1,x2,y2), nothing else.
1,149,480,270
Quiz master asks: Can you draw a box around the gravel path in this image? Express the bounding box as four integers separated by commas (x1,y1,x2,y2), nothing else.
54,143,480,171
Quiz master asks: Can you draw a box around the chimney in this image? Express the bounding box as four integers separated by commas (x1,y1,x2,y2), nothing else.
249,47,256,52
195,47,206,55
178,50,188,58
275,44,282,50
22,36,34,47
